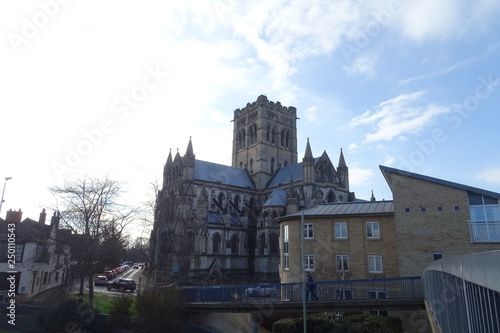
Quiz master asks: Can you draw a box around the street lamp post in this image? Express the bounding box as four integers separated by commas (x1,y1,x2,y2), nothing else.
0,177,12,216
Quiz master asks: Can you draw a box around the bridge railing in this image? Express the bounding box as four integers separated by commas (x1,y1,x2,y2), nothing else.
180,276,424,304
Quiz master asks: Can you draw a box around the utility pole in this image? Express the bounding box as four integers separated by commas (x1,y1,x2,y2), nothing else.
0,177,12,216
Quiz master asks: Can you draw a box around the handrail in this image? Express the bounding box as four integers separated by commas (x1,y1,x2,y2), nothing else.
179,276,424,304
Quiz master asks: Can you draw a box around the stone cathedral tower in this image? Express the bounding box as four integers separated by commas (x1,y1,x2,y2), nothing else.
232,95,298,189
152,95,354,286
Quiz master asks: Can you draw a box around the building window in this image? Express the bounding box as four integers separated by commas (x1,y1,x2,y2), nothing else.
368,290,387,299
43,272,48,284
304,223,314,239
283,225,289,269
15,244,24,262
269,233,279,255
334,222,347,239
433,252,443,261
55,271,59,282
366,222,380,239
368,255,383,273
335,289,352,300
212,233,221,254
231,234,239,255
35,244,48,263
468,193,500,243
304,254,315,271
336,255,349,272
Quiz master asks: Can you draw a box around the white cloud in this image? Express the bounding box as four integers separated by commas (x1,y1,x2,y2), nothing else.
349,167,374,186
347,143,359,152
477,166,500,185
304,106,318,122
395,0,500,42
383,156,396,166
343,55,377,77
348,91,450,143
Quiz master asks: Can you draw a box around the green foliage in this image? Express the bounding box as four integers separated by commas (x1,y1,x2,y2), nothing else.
272,312,403,333
135,287,186,332
107,295,135,331
109,294,134,318
36,298,106,333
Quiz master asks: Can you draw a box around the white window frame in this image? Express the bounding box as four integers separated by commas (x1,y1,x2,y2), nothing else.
336,255,349,272
368,255,383,273
304,254,315,271
335,222,348,239
283,225,289,270
303,223,314,239
366,221,381,239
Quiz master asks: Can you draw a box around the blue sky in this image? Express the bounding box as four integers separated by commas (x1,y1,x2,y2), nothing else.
1,1,500,232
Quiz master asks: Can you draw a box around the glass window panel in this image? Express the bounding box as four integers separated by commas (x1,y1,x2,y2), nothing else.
484,196,499,205
468,192,483,205
470,206,486,222
485,206,500,221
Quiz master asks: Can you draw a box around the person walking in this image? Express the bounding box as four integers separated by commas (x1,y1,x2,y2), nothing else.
306,271,319,301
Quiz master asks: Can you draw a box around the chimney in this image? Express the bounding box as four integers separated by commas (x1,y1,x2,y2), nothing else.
6,209,22,224
39,208,47,224
50,211,60,229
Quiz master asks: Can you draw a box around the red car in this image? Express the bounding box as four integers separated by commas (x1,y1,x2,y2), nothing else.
102,271,115,280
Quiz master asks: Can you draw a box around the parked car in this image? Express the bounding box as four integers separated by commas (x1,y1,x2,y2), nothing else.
94,276,108,286
107,278,136,292
245,283,278,297
102,271,115,280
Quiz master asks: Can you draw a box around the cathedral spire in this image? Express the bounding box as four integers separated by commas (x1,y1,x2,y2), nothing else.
370,190,376,202
338,148,347,168
185,136,194,158
303,138,315,184
337,148,349,191
304,137,313,160
166,148,172,164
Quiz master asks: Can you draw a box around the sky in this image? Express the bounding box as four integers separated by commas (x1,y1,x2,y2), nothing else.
1,0,500,237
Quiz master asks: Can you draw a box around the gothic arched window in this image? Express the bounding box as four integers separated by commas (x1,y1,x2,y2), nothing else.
327,191,336,203
271,158,275,173
259,233,266,256
231,234,239,255
266,125,271,142
212,233,221,254
269,233,279,255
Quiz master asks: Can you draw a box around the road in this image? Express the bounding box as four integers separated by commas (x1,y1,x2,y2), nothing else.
73,267,144,296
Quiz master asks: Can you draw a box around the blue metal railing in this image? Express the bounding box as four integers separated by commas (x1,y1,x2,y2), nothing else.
180,276,424,304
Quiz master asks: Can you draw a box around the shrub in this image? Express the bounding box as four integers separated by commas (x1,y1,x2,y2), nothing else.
107,295,135,330
36,298,106,333
272,312,403,333
135,287,186,332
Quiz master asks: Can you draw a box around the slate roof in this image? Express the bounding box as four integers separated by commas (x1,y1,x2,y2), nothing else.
193,160,256,189
266,158,322,188
283,200,394,219
263,189,287,207
380,165,500,199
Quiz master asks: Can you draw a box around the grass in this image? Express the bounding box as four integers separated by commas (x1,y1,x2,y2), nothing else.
71,292,136,316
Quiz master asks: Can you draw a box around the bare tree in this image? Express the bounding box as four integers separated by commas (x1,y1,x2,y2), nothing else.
50,175,135,307
134,180,162,288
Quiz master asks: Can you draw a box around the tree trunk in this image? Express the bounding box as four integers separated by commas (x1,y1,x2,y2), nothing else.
88,272,94,308
78,275,84,296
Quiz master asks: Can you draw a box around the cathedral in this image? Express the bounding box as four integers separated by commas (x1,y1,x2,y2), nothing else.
152,95,355,285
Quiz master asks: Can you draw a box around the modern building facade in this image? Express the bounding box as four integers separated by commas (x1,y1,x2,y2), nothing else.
152,95,354,285
380,165,500,277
